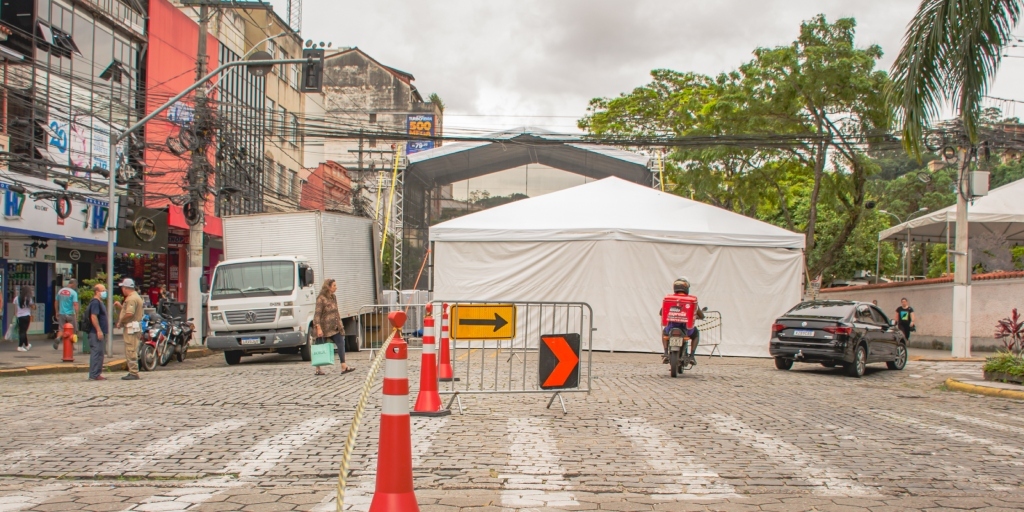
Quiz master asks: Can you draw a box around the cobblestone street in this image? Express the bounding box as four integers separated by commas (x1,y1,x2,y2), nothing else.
1,350,1022,511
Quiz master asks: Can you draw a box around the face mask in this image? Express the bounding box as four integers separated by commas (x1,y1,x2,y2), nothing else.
100,291,108,300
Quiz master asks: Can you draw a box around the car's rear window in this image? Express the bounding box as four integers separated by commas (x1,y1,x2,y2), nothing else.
785,303,853,319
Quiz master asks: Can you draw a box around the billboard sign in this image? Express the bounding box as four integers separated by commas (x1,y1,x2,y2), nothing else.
406,114,435,154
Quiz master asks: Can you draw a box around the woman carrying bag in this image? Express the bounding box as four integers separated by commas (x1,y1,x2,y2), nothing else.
312,279,354,376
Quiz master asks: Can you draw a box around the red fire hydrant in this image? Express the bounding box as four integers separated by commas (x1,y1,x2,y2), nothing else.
61,322,76,362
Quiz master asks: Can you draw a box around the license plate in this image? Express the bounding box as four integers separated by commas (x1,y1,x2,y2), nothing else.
240,338,261,345
669,337,685,348
793,329,815,337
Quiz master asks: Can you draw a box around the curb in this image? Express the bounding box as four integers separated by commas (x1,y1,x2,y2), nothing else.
945,378,1024,401
0,347,212,378
910,356,986,362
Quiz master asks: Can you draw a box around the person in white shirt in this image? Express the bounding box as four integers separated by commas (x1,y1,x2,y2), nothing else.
15,285,34,351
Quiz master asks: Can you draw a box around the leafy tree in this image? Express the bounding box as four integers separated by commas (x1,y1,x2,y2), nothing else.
580,15,890,278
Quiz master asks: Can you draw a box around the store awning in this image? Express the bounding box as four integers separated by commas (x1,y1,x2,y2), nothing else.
167,205,223,238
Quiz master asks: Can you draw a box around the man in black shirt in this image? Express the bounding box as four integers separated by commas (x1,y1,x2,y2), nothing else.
895,297,915,342
87,284,109,381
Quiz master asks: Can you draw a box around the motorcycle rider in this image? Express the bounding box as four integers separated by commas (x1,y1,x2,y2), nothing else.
661,277,704,365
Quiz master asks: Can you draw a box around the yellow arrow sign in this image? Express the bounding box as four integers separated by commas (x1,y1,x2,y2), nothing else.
450,304,516,340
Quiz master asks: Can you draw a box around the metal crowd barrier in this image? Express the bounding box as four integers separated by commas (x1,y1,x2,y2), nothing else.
694,311,723,357
437,300,593,415
357,303,430,353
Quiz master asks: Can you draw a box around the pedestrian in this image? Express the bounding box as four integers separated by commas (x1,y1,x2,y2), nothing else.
114,278,144,380
312,278,354,376
86,284,108,381
872,299,878,306
896,297,916,342
15,285,33,352
53,279,79,350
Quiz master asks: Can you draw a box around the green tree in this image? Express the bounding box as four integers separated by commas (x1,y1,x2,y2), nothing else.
580,15,890,277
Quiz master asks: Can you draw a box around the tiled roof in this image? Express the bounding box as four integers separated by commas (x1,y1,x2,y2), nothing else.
821,271,1024,293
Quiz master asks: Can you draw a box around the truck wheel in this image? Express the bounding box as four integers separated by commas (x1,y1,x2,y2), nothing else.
345,335,359,353
224,350,242,365
300,328,312,361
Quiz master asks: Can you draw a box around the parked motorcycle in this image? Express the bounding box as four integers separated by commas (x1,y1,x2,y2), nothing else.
139,313,168,372
162,317,195,365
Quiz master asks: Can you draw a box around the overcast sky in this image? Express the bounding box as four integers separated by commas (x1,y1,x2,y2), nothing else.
297,0,1024,198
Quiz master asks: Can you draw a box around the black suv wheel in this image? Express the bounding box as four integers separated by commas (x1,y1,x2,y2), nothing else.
887,343,908,370
845,344,866,378
774,357,793,370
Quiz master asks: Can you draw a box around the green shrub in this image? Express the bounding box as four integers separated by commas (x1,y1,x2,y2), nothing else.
983,352,1024,377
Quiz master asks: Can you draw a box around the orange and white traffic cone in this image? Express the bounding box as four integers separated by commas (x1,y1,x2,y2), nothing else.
369,311,419,512
412,304,449,417
437,303,455,382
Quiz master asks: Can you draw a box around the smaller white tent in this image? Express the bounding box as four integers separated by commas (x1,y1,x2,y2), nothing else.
430,178,805,357
879,178,1024,243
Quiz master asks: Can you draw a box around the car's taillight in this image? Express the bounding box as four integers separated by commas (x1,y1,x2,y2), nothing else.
771,323,785,333
824,326,852,335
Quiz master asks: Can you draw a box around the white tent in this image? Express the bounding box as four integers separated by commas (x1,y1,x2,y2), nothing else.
430,177,805,357
879,178,1024,243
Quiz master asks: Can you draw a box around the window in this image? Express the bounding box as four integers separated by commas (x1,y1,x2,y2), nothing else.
279,106,287,139
289,170,298,199
38,22,80,58
369,113,377,123
211,261,295,299
369,137,377,148
855,306,874,324
267,40,277,75
278,163,287,194
265,157,275,189
785,302,853,320
280,50,289,79
265,99,275,134
290,61,299,89
290,113,299,145
870,307,890,326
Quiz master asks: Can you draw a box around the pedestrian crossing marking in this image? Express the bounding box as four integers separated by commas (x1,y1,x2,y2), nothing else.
500,417,579,508
615,417,739,499
707,413,877,496
105,419,248,473
224,416,340,477
875,410,1024,461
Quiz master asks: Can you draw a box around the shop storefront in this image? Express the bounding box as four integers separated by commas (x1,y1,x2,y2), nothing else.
114,207,169,307
1,176,109,334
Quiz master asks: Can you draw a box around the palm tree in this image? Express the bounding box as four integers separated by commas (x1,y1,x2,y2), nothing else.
887,0,1021,357
888,0,1020,151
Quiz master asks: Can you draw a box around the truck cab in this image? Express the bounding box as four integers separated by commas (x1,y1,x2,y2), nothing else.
206,256,317,365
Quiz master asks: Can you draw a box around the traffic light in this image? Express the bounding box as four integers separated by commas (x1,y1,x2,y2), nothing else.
300,48,325,93
116,194,139,229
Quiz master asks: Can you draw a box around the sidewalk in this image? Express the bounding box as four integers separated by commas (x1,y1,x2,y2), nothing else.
0,333,130,376
909,347,987,362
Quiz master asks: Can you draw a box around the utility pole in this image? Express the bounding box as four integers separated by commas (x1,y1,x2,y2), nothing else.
951,151,971,358
187,4,211,345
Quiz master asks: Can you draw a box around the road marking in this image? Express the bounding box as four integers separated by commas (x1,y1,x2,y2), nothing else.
225,417,340,477
614,418,738,499
926,409,1024,436
316,416,448,511
707,414,875,496
0,484,70,512
875,410,1024,462
0,420,144,473
104,419,248,473
500,417,579,508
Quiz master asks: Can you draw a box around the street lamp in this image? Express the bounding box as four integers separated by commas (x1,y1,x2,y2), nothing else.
205,32,288,94
879,208,928,279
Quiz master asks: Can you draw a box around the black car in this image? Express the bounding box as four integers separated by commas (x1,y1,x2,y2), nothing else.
769,300,908,377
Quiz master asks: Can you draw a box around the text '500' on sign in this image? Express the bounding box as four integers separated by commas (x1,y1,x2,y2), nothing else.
450,304,515,340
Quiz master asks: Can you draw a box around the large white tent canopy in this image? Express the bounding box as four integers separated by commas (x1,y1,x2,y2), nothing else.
879,178,1024,243
431,178,805,357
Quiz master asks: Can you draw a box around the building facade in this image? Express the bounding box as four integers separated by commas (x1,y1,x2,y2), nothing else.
300,160,351,212
0,0,146,334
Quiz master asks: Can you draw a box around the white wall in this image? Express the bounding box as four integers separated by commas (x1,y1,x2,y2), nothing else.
819,275,1024,352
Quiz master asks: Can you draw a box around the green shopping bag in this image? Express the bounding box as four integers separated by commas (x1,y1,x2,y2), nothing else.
311,341,335,367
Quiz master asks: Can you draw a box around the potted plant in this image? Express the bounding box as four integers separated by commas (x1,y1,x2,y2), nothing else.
985,309,1024,384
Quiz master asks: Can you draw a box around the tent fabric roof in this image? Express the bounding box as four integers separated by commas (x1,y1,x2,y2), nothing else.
430,177,806,249
406,128,652,187
879,178,1024,243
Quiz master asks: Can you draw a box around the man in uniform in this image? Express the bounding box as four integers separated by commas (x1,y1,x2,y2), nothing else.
115,278,145,380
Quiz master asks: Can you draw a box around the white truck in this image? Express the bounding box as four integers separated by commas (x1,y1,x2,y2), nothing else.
205,211,380,365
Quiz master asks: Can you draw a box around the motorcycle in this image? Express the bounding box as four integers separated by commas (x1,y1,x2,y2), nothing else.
162,317,195,365
666,326,693,378
139,313,169,372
